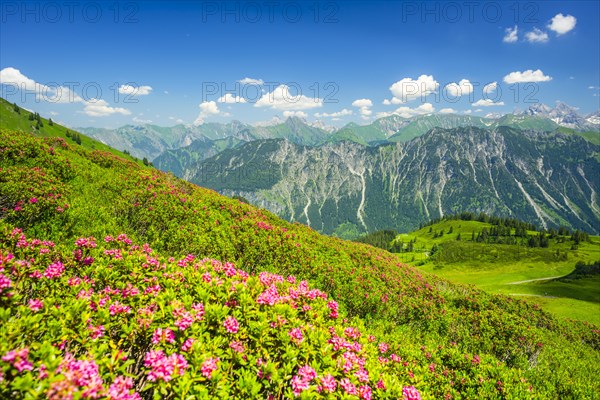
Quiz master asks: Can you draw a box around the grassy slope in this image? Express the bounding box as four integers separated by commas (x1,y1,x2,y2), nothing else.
0,97,146,164
557,126,600,146
399,220,600,325
1,126,599,396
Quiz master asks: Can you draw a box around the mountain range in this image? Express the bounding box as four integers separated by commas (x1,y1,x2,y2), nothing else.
75,102,599,235
79,102,599,162
189,126,600,235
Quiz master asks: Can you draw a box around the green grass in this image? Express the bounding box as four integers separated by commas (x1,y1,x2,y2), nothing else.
397,220,600,325
556,126,600,146
0,97,146,164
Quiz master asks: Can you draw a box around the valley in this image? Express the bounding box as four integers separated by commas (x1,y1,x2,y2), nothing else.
367,217,600,325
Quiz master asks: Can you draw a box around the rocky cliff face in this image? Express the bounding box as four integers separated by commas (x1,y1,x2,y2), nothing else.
189,127,600,234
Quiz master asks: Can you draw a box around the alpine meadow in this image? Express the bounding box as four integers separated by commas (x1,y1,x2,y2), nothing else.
0,1,599,399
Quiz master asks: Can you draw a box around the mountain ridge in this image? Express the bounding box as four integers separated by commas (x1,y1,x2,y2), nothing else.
78,105,599,162
188,126,600,235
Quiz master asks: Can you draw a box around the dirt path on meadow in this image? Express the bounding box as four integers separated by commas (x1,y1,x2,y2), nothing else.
507,276,563,285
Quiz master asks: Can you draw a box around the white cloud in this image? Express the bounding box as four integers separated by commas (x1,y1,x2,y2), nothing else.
50,86,84,103
503,69,552,84
0,67,42,91
503,26,518,43
0,67,83,103
463,110,472,114
351,98,373,119
439,108,456,114
375,111,393,119
283,111,307,119
133,116,153,124
391,102,435,118
389,74,439,103
83,99,131,117
49,111,59,116
238,77,264,85
548,13,576,35
483,82,498,94
218,93,247,103
472,99,505,107
314,108,353,118
193,101,222,125
525,28,549,43
254,84,322,110
382,97,403,105
444,79,474,97
118,84,153,96
485,112,502,119
351,99,373,108
164,90,169,94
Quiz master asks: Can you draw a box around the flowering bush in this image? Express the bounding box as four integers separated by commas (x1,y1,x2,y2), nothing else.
0,229,443,398
0,129,599,398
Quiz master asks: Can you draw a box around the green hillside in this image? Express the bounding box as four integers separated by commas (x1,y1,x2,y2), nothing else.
387,114,492,143
0,128,599,398
557,126,600,146
0,97,145,164
372,216,600,325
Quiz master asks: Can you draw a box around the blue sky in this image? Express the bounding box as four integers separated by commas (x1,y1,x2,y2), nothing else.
1,1,598,128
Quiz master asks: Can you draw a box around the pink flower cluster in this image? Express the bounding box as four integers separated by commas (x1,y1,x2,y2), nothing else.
174,310,194,331
0,273,12,295
2,348,33,372
181,338,195,352
327,300,339,319
88,324,105,339
229,340,244,353
144,284,161,296
75,237,97,249
339,379,374,400
318,374,337,393
328,334,361,353
378,342,389,354
288,327,304,345
291,365,316,396
107,376,141,400
403,385,422,400
288,280,327,301
256,221,273,231
152,328,175,344
201,357,219,379
48,355,104,399
258,271,285,286
108,301,131,315
28,298,44,311
223,316,239,334
121,284,139,298
144,350,188,382
192,302,205,320
344,327,361,340
257,284,282,306
177,254,195,267
340,378,357,395
116,234,133,245
43,261,64,279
